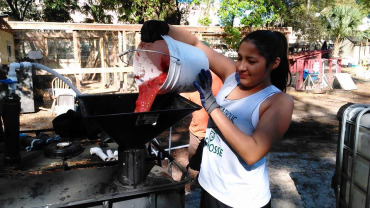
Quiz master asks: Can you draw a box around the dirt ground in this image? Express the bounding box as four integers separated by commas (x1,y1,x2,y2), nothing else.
18,67,370,207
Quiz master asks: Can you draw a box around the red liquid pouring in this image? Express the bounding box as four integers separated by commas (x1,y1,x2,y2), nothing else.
134,41,170,112
134,73,168,112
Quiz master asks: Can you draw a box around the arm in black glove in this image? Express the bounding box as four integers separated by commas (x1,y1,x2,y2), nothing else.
140,20,169,43
193,69,220,114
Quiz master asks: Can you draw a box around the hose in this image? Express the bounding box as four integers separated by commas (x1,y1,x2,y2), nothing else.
31,63,82,96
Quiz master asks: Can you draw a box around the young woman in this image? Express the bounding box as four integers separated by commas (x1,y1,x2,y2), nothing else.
141,20,294,208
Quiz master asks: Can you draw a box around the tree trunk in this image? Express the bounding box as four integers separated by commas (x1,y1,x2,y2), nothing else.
306,0,311,14
332,35,341,57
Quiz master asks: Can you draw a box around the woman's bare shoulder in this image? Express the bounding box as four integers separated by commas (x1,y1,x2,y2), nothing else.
270,92,294,107
260,91,293,116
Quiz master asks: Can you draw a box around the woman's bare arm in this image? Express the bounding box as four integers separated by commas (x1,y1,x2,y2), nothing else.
209,93,294,165
167,25,236,82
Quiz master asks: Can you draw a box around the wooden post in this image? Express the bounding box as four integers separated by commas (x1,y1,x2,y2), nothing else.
118,31,123,67
318,51,323,84
122,31,128,65
117,31,124,91
329,59,333,83
73,31,81,90
296,59,304,90
337,59,342,73
43,36,48,65
122,31,128,91
99,33,105,88
94,38,97,51
359,42,362,65
53,38,57,61
112,31,120,91
112,31,118,66
103,32,110,88
135,32,140,49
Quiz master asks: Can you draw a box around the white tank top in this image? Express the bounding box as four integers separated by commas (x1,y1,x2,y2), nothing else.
198,73,281,208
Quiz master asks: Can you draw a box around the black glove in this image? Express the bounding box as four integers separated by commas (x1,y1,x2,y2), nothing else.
193,69,220,114
141,20,169,43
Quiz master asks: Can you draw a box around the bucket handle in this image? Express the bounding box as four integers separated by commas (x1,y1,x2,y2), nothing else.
118,49,180,66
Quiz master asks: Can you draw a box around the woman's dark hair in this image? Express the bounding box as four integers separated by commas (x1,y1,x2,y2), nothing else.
240,30,291,92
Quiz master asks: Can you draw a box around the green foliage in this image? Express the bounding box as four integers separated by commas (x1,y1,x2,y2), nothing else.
282,0,366,48
81,0,113,23
218,0,286,49
219,0,285,27
223,26,242,49
219,0,247,26
321,3,365,56
282,0,335,45
1,0,183,24
193,0,214,26
322,4,364,38
116,0,180,24
357,0,370,14
198,16,212,26
364,29,370,39
43,0,80,22
1,0,42,21
0,1,8,11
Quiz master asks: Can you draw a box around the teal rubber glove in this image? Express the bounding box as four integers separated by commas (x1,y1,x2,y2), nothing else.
193,69,220,114
140,20,169,43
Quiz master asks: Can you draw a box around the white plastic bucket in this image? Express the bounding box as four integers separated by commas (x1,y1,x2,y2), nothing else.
133,35,209,94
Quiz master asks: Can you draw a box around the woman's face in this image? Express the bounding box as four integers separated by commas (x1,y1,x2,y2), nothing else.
236,41,272,90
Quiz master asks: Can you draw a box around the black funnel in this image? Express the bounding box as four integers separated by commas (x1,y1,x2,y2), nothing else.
77,93,201,148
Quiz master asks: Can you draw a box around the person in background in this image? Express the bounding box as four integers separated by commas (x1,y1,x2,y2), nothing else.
141,20,294,208
182,65,222,172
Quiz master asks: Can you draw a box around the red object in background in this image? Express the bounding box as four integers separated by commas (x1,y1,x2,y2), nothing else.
134,73,168,112
288,50,341,90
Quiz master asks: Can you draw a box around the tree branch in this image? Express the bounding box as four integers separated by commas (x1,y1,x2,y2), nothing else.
6,0,20,20
21,0,33,21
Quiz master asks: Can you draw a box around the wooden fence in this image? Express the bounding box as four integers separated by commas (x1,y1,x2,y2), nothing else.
4,20,292,92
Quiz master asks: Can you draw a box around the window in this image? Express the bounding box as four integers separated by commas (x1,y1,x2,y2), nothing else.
7,41,12,58
7,45,11,58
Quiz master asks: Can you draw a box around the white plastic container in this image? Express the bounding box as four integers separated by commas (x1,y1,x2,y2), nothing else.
343,181,367,208
133,35,209,94
357,127,370,158
347,155,370,190
352,186,366,208
336,104,370,208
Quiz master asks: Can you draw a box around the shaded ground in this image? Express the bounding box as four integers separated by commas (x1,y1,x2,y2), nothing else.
18,67,370,207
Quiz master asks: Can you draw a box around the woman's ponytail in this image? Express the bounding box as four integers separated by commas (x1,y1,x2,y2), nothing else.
271,31,291,92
